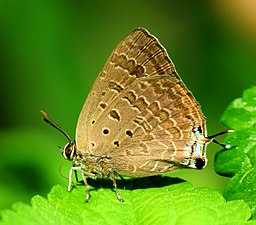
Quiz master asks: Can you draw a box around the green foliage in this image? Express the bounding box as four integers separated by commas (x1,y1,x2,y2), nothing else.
0,183,253,225
215,86,256,219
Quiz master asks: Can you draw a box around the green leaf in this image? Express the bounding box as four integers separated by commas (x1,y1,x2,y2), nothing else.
215,86,256,220
0,182,253,225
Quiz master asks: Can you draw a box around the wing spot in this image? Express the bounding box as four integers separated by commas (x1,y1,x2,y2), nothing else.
110,52,118,63
109,81,124,93
113,141,120,147
126,59,136,71
122,91,137,104
100,102,107,109
126,130,133,138
139,81,149,89
130,65,145,77
103,128,109,135
133,116,152,132
112,54,137,73
133,97,149,112
109,109,121,121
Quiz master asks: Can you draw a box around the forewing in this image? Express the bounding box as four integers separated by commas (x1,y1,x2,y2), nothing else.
75,28,206,162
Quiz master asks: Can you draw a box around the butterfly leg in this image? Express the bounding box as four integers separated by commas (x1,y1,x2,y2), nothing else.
118,174,127,183
81,171,90,203
68,166,82,192
110,172,124,202
74,170,80,182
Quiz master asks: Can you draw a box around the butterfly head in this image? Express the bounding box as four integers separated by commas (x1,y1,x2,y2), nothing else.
62,142,76,160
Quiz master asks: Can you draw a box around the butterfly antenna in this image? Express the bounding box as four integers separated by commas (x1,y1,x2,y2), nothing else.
40,110,72,145
207,129,234,149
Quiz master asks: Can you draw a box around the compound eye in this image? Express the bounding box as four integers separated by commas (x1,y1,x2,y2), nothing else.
64,143,75,160
195,158,206,170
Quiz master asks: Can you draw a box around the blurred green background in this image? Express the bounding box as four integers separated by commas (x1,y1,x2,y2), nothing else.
0,0,255,209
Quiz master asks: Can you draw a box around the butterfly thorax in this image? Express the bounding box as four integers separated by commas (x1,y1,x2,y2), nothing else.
62,142,111,179
73,153,112,179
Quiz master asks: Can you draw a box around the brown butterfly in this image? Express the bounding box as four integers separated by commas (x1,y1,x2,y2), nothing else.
41,28,230,202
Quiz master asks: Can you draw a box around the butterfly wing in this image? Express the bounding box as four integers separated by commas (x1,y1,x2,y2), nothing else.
107,75,207,176
75,28,207,174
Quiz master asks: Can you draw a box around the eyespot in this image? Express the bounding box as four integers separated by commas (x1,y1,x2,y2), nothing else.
195,158,205,170
103,128,109,135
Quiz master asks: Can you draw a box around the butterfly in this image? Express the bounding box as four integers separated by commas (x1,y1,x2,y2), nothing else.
41,28,230,202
